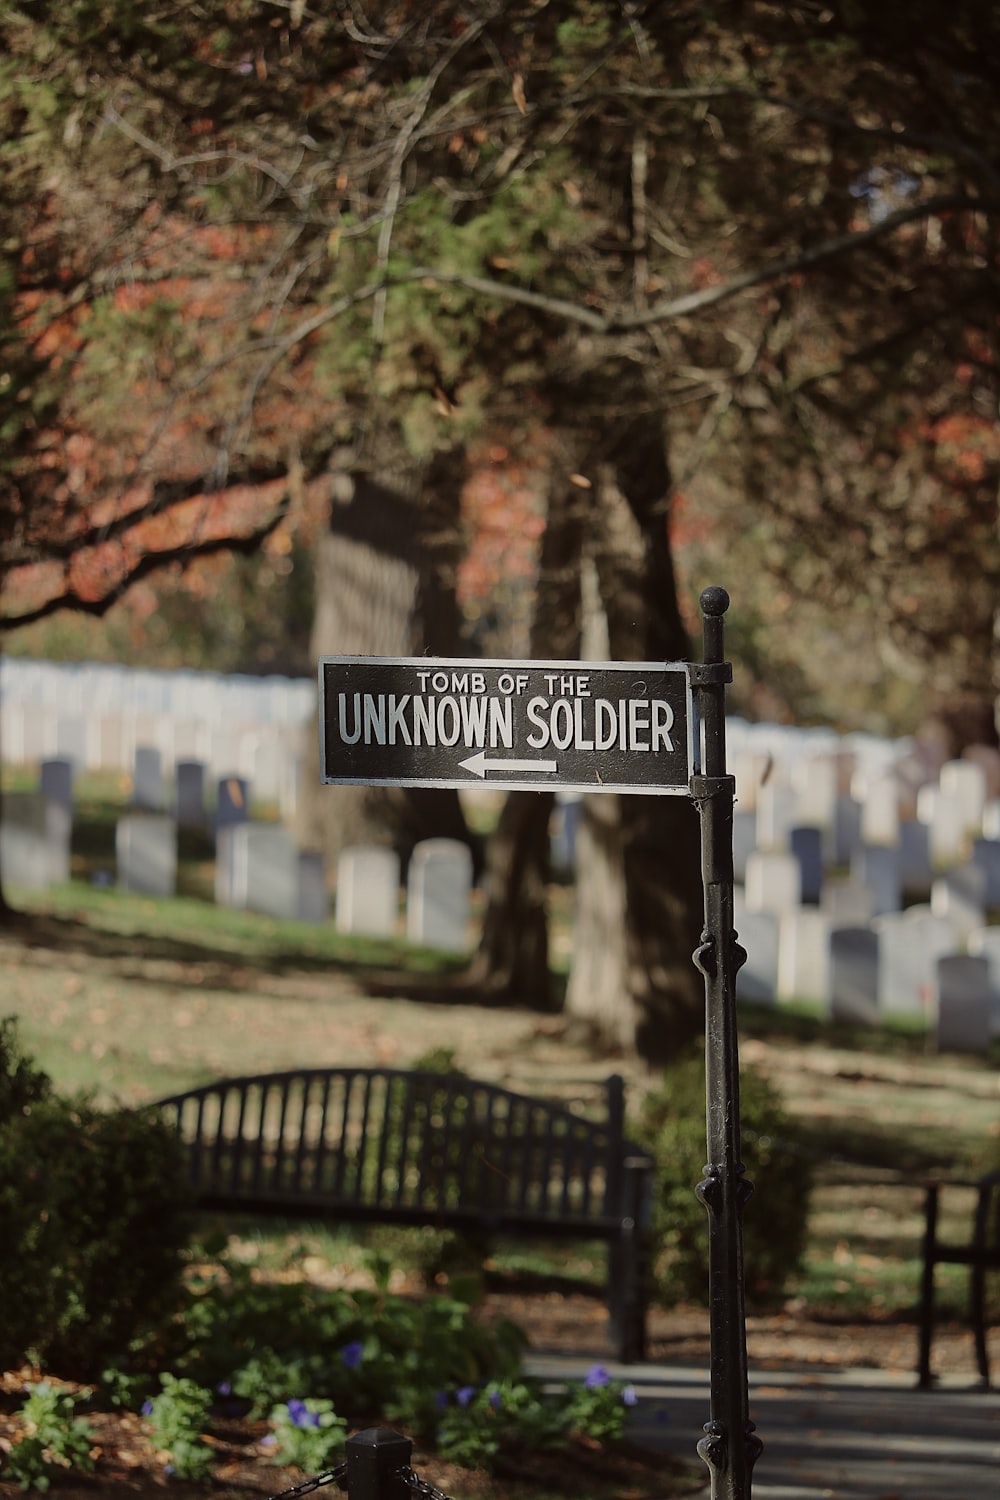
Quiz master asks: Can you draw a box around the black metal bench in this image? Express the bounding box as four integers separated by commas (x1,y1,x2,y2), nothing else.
917,1167,1000,1387
155,1067,654,1362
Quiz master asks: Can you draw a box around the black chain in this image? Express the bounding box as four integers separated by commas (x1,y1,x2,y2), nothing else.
265,1462,455,1500
266,1461,348,1500
394,1465,457,1500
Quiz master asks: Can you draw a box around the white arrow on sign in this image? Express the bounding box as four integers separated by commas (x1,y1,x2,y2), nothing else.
460,751,558,780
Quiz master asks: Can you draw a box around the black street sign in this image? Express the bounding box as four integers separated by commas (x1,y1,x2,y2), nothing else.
318,656,697,794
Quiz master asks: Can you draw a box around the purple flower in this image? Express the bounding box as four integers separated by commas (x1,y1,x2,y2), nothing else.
340,1340,365,1370
287,1398,319,1429
621,1384,638,1407
261,1434,278,1448
487,1388,503,1411
584,1364,611,1388
455,1386,476,1408
216,1381,232,1396
141,1399,154,1416
164,1464,175,1477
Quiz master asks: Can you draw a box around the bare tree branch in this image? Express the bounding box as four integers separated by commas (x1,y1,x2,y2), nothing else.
2,497,292,629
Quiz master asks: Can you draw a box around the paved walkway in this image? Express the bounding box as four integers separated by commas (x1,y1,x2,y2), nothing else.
524,1354,1000,1499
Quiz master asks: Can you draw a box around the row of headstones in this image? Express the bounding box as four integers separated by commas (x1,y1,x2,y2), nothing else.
1,702,303,811
0,655,314,726
0,788,327,918
736,893,1000,1054
30,755,269,834
732,749,1000,874
0,783,473,951
334,841,473,951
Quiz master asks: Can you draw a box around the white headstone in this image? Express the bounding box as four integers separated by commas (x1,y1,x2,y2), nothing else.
793,753,839,832
733,750,774,813
935,954,992,1054
734,904,780,1006
297,851,329,925
336,845,400,937
94,714,127,771
917,784,968,869
939,759,987,838
20,703,56,764
732,809,757,883
0,792,70,888
777,908,831,1005
406,838,472,951
931,864,987,944
961,745,1000,801
860,774,900,847
874,908,954,1020
829,926,880,1025
54,716,87,773
852,844,902,918
116,814,177,897
756,781,799,852
820,878,874,926
984,799,1000,841
214,824,239,906
744,850,802,915
237,824,300,921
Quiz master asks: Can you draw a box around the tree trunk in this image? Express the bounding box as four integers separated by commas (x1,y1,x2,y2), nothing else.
565,413,704,1065
295,444,474,875
467,442,586,1005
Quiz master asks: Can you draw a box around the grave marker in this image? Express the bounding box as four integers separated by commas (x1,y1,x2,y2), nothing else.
406,838,473,951
336,845,400,938
116,814,177,898
935,955,992,1054
829,926,880,1025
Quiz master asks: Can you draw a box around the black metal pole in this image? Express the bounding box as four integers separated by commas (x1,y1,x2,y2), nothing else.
690,586,761,1500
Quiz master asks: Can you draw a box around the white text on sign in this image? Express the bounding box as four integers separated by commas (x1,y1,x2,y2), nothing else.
336,688,674,754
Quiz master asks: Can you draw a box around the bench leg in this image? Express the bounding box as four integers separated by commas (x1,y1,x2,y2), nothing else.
917,1185,939,1389
608,1233,644,1364
970,1261,990,1387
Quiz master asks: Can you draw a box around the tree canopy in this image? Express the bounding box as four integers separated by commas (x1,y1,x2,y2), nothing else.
3,1,998,734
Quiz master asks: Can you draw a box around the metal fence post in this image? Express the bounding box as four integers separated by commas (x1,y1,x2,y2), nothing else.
690,587,762,1500
345,1427,413,1500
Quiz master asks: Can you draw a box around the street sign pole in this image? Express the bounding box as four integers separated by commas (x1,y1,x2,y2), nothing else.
690,587,760,1500
317,590,758,1495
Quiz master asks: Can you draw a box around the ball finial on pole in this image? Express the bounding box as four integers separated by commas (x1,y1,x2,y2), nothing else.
700,585,730,619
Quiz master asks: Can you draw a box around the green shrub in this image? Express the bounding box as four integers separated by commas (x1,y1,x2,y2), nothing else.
637,1046,813,1308
161,1255,526,1422
0,1094,193,1377
267,1397,347,1473
2,1381,96,1492
141,1374,215,1481
0,1015,52,1125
